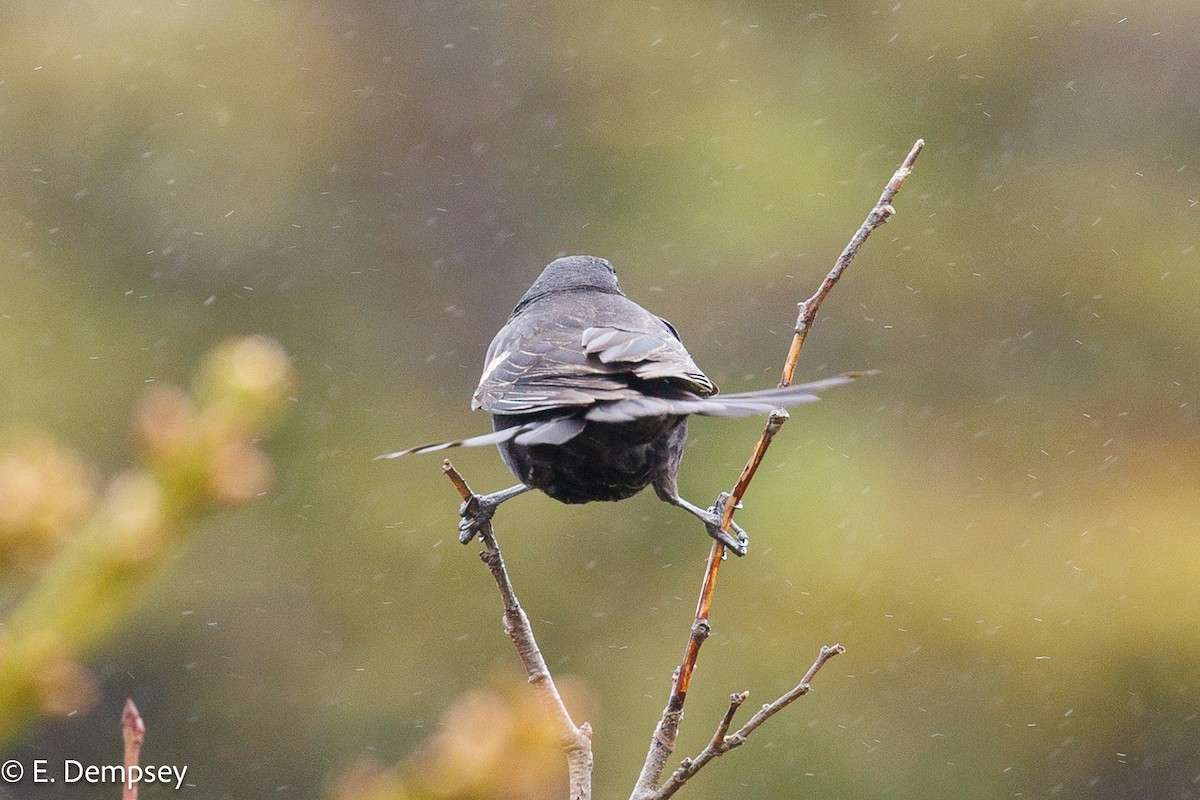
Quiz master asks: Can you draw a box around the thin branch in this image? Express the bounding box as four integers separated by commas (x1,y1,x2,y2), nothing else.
442,460,594,800
727,136,926,529
653,644,844,800
725,643,845,744
709,691,750,755
122,699,145,800
631,138,924,799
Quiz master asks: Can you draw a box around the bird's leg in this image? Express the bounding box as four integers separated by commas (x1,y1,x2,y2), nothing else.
458,483,531,544
657,489,749,557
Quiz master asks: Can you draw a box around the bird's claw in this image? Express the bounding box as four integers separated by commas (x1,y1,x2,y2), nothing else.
458,494,494,544
706,520,748,556
703,493,748,556
704,492,748,556
456,484,529,544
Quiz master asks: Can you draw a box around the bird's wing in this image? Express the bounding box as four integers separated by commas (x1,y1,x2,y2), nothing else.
380,373,865,458
580,323,715,394
583,374,862,423
472,298,714,415
472,320,640,414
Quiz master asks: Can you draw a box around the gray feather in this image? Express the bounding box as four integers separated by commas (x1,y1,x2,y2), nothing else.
374,424,536,459
514,417,587,446
584,374,859,423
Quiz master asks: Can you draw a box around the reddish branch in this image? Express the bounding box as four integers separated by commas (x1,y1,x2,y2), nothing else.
630,138,925,799
122,699,145,800
442,460,594,800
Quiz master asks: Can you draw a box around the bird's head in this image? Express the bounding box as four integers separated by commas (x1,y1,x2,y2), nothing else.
511,255,623,315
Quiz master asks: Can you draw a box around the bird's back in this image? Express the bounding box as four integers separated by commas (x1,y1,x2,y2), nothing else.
470,284,710,503
473,287,715,417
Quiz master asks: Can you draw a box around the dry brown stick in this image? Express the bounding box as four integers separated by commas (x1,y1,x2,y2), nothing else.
631,138,924,800
653,644,845,799
122,699,145,800
442,459,594,800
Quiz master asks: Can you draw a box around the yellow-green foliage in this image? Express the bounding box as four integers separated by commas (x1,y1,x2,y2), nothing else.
0,337,294,743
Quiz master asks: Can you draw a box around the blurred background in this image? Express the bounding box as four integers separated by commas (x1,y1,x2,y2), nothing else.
1,1,1197,798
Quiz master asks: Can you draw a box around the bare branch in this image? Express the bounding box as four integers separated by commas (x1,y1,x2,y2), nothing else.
442,460,594,800
122,699,145,800
632,138,924,799
728,136,925,529
710,691,750,752
726,643,845,747
652,644,844,800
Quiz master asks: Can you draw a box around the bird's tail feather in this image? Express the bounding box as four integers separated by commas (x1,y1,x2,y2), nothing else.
374,424,536,459
374,415,588,459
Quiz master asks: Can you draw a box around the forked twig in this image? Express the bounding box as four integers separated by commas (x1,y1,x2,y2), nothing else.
654,644,845,799
442,460,594,800
631,139,925,799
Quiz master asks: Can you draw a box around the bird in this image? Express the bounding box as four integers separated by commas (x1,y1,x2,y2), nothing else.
380,255,859,556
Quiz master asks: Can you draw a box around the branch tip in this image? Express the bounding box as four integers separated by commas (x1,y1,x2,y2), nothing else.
441,459,474,502
121,698,145,743
122,698,145,800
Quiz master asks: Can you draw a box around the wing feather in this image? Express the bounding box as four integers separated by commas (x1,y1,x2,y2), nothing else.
583,374,859,423
473,294,715,415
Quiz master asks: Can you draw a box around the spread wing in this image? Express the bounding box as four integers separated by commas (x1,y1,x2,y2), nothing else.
472,296,715,416
380,371,867,458
583,374,860,422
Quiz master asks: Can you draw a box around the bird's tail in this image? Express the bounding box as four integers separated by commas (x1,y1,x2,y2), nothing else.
374,426,527,459
375,416,588,459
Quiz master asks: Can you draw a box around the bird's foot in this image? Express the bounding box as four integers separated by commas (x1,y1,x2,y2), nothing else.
458,493,497,544
457,483,531,544
704,493,748,557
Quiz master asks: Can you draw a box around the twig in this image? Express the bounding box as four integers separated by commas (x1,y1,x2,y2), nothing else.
631,138,924,799
728,137,926,528
654,644,844,799
122,699,145,800
442,459,594,800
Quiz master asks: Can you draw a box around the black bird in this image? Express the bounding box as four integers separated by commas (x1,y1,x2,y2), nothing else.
381,255,857,555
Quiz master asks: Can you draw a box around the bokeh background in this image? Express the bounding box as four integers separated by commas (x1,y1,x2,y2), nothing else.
2,1,1198,798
